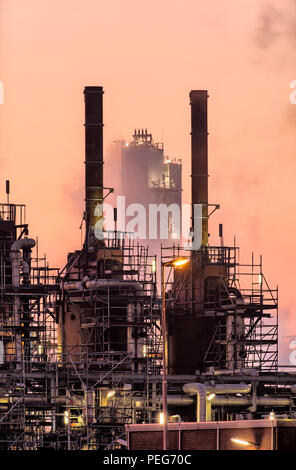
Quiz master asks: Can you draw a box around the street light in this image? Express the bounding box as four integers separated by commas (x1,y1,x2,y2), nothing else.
231,437,260,449
161,257,189,450
170,258,189,267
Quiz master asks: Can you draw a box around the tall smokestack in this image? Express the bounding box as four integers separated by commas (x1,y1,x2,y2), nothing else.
83,86,104,247
190,90,208,246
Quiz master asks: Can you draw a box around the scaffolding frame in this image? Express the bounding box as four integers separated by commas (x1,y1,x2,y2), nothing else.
0,215,163,449
161,243,278,373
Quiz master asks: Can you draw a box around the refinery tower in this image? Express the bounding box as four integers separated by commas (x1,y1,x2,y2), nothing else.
121,129,182,246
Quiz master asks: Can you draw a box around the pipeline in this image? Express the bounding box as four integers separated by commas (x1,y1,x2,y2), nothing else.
11,238,36,286
112,395,194,408
212,396,291,407
206,384,251,394
183,383,252,422
10,238,35,366
183,383,207,422
63,279,142,291
202,368,259,377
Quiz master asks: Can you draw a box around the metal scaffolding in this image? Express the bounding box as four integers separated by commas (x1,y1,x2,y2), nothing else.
161,244,278,373
0,203,294,447
0,208,163,449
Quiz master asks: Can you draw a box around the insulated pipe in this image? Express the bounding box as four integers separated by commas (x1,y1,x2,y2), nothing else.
10,238,35,366
167,395,194,407
206,384,251,395
21,260,30,276
183,383,252,422
114,395,194,408
86,279,141,290
212,396,291,407
11,238,36,254
63,279,142,291
0,395,290,409
11,238,36,286
183,383,207,422
0,396,68,404
62,281,84,291
202,368,259,376
0,394,194,408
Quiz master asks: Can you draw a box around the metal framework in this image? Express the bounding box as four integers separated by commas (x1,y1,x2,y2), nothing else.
161,244,278,373
0,206,163,449
0,202,293,449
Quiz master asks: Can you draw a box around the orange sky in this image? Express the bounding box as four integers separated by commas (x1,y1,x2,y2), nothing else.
0,0,295,362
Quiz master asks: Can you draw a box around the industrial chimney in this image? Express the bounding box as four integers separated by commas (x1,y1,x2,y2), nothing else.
190,90,208,246
84,86,104,248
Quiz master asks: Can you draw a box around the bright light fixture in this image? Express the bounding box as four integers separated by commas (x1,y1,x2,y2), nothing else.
231,437,251,446
159,412,164,424
151,259,156,273
107,390,115,398
207,393,215,401
64,410,69,425
170,414,181,422
172,258,189,268
231,437,259,448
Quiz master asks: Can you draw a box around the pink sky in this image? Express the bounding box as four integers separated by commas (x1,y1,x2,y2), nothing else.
0,0,295,362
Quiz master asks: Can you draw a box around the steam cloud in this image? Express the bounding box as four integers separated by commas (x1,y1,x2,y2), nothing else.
255,0,296,48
